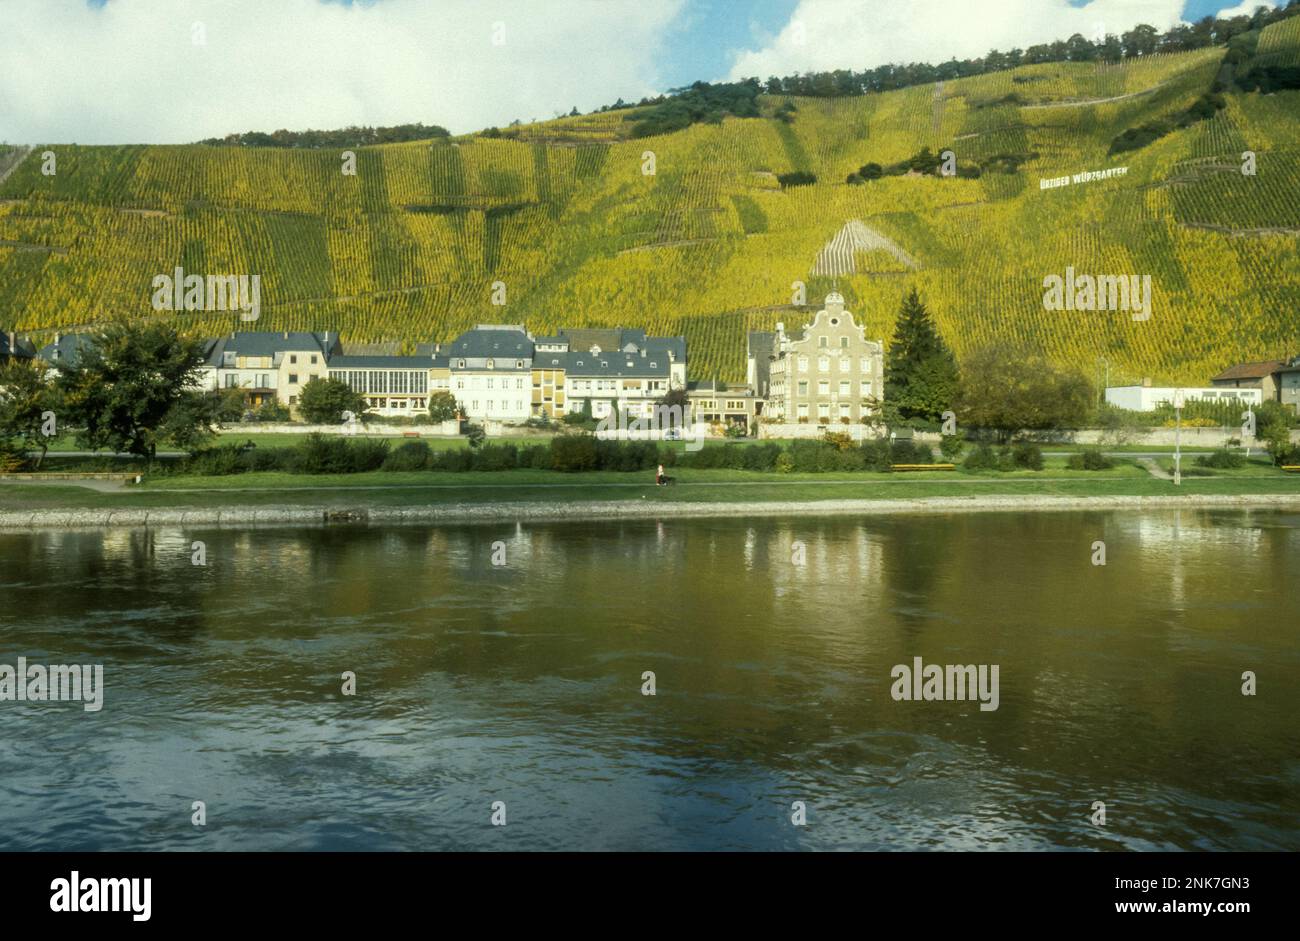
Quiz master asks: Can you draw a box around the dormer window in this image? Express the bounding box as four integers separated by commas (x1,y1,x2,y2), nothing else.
516,360,523,368
487,359,494,369
458,359,466,368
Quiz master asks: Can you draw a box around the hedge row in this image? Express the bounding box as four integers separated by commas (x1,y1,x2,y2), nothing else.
168,434,942,476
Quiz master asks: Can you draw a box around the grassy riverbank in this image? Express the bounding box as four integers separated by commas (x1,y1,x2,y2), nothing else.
3,462,1299,514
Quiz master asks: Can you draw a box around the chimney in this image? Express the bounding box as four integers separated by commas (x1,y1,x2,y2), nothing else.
1142,377,1152,387
283,331,289,340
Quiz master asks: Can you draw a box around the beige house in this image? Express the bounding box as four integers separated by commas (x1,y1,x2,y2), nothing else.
199,331,339,411
687,381,759,429
1210,360,1287,402
762,293,884,425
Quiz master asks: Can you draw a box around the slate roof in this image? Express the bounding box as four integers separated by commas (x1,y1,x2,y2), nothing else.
447,326,533,363
564,347,675,379
0,331,37,360
38,333,97,367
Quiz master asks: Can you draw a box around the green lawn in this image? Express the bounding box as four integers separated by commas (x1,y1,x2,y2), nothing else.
1155,456,1291,477
5,461,1299,513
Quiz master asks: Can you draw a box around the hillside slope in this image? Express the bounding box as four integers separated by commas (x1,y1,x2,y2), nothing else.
2,21,1299,385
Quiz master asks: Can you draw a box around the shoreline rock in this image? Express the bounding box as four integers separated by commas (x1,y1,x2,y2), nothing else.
2,492,1300,530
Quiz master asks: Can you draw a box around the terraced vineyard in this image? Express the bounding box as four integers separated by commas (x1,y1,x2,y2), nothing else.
2,21,1298,384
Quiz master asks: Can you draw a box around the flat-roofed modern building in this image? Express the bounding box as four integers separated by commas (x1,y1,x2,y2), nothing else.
1105,384,1263,411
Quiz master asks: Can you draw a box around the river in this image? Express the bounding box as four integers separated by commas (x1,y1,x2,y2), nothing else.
1,508,1296,850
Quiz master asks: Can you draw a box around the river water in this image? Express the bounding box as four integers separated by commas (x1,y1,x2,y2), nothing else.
1,509,1296,850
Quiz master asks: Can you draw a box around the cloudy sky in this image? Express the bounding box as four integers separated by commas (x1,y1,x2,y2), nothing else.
0,0,1273,144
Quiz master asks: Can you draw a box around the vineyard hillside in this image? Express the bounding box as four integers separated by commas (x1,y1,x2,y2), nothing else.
2,23,1299,385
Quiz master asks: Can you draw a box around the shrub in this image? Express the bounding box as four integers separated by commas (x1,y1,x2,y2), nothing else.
777,171,817,188
253,400,291,422
521,444,552,470
383,440,431,471
1066,448,1115,470
293,434,389,474
939,435,966,461
742,443,781,471
186,445,247,476
1195,448,1245,469
962,442,999,470
298,377,368,425
472,443,518,471
889,439,935,465
551,434,597,472
1011,441,1044,471
775,452,794,473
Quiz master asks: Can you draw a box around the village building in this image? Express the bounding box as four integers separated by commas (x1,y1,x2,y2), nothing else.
199,331,341,411
757,293,884,425
447,324,534,422
555,328,686,421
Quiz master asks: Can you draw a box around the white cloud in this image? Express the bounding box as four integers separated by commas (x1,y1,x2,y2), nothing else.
1214,0,1275,18
726,0,1193,81
0,0,685,144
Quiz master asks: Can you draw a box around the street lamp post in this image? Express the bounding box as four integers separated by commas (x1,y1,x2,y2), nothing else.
1173,388,1184,486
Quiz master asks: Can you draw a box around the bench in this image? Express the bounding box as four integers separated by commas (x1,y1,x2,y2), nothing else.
891,463,956,472
402,432,421,438
1282,465,1300,473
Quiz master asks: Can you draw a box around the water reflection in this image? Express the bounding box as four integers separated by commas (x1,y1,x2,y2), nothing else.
0,509,1296,851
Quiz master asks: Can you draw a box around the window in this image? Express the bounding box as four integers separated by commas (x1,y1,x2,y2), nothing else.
840,336,849,349
311,355,318,365
840,357,851,372
797,380,808,395
818,357,830,373
840,380,851,396
860,357,871,373
839,403,851,419
288,374,299,384
819,336,828,348
862,381,873,396
290,355,297,365
456,380,465,390
797,404,809,419
487,359,494,369
818,380,830,395
458,359,466,368
798,356,808,373
818,403,830,420
516,360,523,368
516,378,524,389
487,378,494,390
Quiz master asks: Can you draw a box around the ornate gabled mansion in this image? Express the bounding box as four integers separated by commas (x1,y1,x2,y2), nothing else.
757,293,885,425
